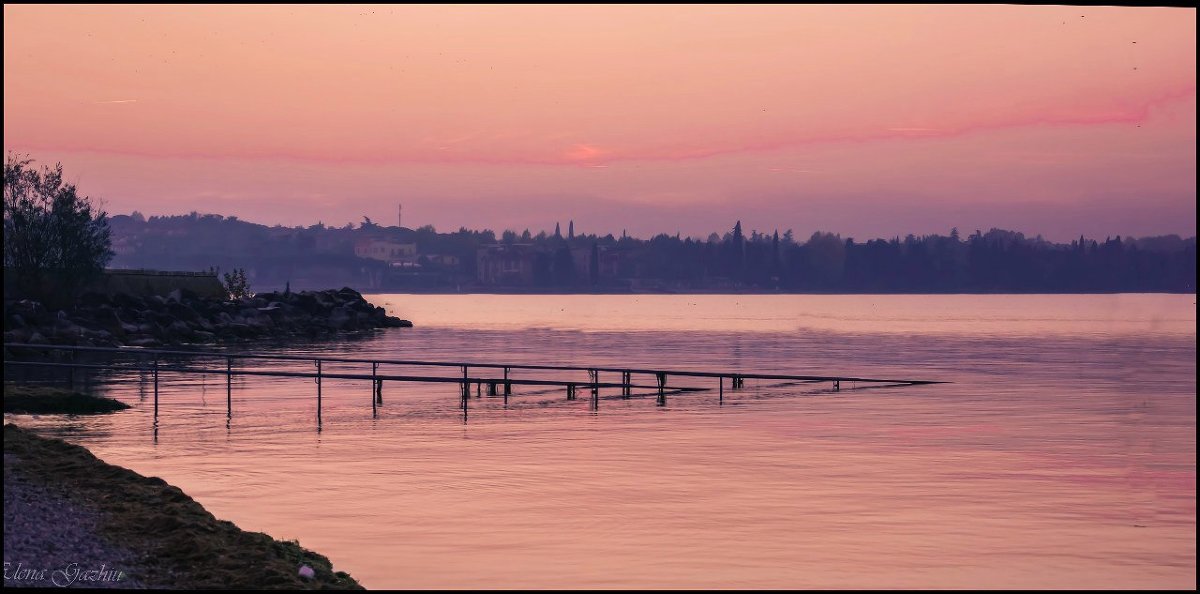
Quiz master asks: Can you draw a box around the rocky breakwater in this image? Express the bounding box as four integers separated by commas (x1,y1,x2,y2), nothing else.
3,287,412,349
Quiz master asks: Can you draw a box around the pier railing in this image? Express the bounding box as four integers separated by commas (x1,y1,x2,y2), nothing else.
3,342,945,425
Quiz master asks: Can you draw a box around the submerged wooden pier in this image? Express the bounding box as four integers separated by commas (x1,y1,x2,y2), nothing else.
3,342,945,425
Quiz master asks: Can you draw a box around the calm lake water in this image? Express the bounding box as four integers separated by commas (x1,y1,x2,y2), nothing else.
7,294,1196,589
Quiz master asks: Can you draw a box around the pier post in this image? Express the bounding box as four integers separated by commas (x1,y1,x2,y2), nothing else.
567,383,576,400
371,363,378,418
316,360,322,426
504,367,511,396
461,379,469,422
226,356,232,418
719,376,723,405
622,371,631,397
590,369,599,400
834,379,840,392
657,372,666,406
153,355,159,419
461,365,469,403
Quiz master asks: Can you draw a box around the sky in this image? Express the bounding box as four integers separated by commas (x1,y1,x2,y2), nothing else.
3,4,1196,242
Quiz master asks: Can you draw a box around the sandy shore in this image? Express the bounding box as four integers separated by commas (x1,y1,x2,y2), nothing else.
3,424,362,589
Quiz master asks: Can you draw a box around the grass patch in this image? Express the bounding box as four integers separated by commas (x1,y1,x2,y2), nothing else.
3,424,363,589
3,384,131,414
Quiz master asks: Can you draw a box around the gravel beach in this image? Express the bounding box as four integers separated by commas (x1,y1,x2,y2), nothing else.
2,423,362,590
4,452,145,588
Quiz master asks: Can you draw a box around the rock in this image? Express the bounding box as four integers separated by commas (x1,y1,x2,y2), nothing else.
165,288,198,303
167,302,200,322
337,286,363,300
117,306,142,322
93,306,126,337
150,312,177,328
78,291,111,308
54,323,84,339
6,287,408,352
142,295,167,312
6,312,26,330
111,292,145,310
327,306,352,330
245,315,272,330
382,316,411,328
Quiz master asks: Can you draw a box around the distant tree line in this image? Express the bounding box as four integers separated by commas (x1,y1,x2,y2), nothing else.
106,212,1195,293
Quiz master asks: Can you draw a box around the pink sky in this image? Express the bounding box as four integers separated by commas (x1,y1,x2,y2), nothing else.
3,4,1196,241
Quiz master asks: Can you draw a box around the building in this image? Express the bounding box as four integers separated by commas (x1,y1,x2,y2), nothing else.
355,239,417,264
476,244,537,285
422,254,460,268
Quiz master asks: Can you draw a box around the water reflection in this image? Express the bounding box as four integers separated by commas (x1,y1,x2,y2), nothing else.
4,294,1195,589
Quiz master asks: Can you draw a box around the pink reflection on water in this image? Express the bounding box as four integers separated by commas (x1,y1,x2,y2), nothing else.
6,294,1195,588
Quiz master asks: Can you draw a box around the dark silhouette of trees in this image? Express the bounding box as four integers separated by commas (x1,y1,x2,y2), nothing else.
222,268,253,299
103,212,1196,293
589,242,599,285
552,244,575,286
3,154,113,300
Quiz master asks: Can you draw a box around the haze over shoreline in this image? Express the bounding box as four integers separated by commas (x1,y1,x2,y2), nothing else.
5,5,1195,241
101,211,1196,294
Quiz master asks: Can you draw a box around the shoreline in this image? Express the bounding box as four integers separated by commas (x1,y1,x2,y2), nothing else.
3,286,411,351
2,424,363,590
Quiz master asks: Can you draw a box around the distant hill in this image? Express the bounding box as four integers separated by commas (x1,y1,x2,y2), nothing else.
107,213,1196,294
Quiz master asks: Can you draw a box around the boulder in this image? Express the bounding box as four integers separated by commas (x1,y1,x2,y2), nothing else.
6,312,27,331
144,295,167,312
166,287,199,304
92,306,126,338
327,306,353,330
78,291,112,308
111,293,145,310
167,301,200,322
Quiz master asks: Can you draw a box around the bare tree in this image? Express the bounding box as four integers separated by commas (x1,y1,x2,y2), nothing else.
222,267,253,299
